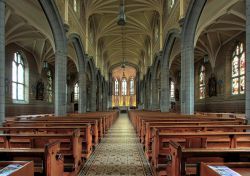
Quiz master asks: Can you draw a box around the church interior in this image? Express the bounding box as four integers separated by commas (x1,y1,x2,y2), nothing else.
0,0,250,175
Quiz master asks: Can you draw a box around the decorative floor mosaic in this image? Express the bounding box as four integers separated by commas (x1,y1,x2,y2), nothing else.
78,113,153,176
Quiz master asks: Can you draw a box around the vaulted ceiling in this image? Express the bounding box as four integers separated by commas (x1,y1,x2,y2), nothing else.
83,0,164,68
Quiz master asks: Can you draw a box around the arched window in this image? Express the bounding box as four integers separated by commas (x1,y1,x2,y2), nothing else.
232,42,245,95
130,77,134,95
114,79,119,96
169,0,175,9
199,65,206,99
74,82,79,101
170,81,175,101
73,0,77,12
12,52,25,101
47,70,53,102
122,78,127,96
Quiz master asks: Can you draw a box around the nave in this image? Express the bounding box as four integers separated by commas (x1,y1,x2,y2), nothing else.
79,113,153,176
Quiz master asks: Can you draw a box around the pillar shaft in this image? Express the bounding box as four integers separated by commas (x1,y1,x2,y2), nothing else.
90,81,97,112
0,0,5,123
55,50,67,115
246,1,250,121
151,78,159,110
79,70,86,113
181,45,194,114
160,66,170,112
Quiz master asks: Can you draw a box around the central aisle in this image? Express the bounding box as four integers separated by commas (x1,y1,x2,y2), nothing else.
79,113,153,176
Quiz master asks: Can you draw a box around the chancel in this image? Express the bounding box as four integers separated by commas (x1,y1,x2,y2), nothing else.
0,0,250,176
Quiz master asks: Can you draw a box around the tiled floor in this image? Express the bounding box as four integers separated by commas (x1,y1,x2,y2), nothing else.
79,113,153,176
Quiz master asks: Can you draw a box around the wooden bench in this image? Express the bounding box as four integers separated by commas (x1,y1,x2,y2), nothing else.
4,120,100,146
144,124,250,160
0,125,92,159
0,161,34,176
152,131,250,171
169,141,250,176
199,162,250,176
0,130,82,175
0,141,64,176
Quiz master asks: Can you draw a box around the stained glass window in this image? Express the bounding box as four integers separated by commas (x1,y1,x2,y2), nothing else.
122,78,127,96
47,70,53,102
12,52,25,101
114,79,119,96
130,78,134,95
74,82,79,101
199,65,205,99
73,0,77,12
232,42,245,95
169,0,175,9
170,81,175,100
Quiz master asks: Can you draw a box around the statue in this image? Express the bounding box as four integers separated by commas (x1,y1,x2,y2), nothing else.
36,79,44,100
208,73,217,97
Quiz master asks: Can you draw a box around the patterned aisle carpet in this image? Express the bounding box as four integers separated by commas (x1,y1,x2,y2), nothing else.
78,113,154,176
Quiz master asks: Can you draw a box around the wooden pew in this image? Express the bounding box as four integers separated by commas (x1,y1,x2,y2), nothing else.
0,130,82,175
151,131,250,171
136,117,245,137
0,141,64,176
199,162,250,176
4,120,100,146
0,161,34,176
169,141,250,176
144,124,250,159
0,125,92,159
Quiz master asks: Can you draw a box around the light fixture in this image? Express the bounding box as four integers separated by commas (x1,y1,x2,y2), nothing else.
43,61,48,69
117,0,126,26
204,54,209,63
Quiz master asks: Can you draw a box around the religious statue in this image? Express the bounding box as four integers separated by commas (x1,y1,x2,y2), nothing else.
208,73,217,97
36,79,44,100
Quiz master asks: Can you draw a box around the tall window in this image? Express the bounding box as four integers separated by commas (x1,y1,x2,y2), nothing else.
130,77,134,95
169,0,175,9
170,81,175,101
73,0,77,12
199,65,206,99
122,78,127,96
47,70,53,102
114,79,119,96
74,82,79,101
232,42,245,95
12,52,25,101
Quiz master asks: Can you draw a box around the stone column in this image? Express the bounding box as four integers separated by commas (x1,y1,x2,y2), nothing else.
0,0,5,124
151,78,159,110
160,65,170,112
108,72,112,109
246,1,250,122
55,49,67,116
98,82,102,111
136,71,140,106
90,80,97,112
78,69,86,113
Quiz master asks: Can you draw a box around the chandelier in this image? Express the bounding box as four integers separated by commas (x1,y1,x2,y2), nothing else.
117,0,126,26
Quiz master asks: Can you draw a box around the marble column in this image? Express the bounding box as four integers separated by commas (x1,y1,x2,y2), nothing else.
246,1,250,122
160,65,170,112
90,80,97,112
0,0,5,123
